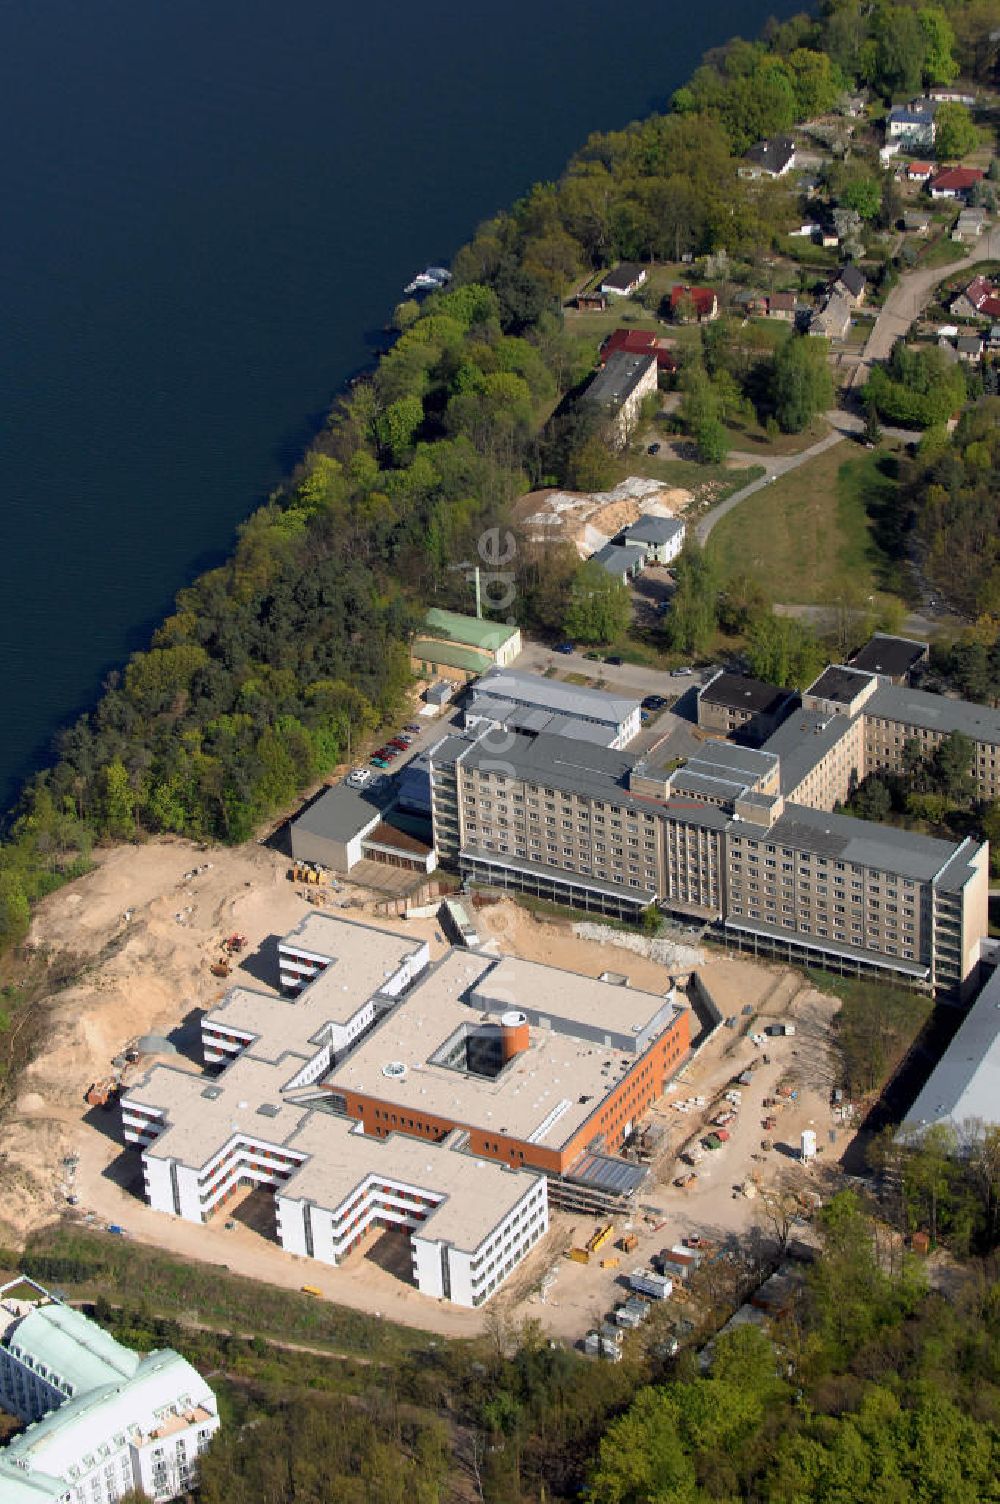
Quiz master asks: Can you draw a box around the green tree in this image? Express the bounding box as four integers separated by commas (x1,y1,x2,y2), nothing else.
694,414,729,464
918,6,959,84
771,336,834,432
0,871,30,948
841,176,882,221
930,729,975,802
934,101,978,161
666,543,719,656
745,612,825,687
563,561,631,645
100,760,136,840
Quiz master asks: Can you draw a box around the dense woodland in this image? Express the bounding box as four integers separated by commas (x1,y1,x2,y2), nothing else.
1,0,999,957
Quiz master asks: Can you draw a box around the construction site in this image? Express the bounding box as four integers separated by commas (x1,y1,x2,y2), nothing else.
2,834,853,1341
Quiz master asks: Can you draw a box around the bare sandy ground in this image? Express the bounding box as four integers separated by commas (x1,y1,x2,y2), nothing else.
2,841,848,1342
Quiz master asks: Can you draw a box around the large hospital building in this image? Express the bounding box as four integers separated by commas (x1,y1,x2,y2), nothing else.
428,651,992,997
121,914,690,1305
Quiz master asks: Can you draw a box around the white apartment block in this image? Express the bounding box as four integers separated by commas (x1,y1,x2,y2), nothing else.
121,915,549,1308
0,1278,218,1504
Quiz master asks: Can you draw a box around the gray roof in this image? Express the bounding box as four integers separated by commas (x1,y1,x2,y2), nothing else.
669,742,779,804
460,729,637,803
902,966,1000,1137
764,803,970,884
469,697,619,747
621,514,686,546
849,633,928,679
293,783,384,843
427,732,478,770
601,262,646,292
471,668,640,727
889,99,937,123
957,335,984,353
584,351,656,410
835,263,866,296
743,135,796,173
760,707,859,796
700,672,797,717
807,664,874,704
593,542,642,577
867,683,1000,744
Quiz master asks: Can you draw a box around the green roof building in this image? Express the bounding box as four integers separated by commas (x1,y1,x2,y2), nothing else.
413,610,521,684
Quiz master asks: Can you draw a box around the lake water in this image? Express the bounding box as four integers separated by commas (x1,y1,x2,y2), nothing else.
0,0,795,810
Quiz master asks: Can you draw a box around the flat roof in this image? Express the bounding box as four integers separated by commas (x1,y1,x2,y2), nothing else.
292,784,384,845
902,966,1000,1136
423,608,519,652
471,954,677,1041
699,672,795,716
806,665,875,704
471,668,639,727
584,351,656,408
868,683,1000,743
127,1055,312,1168
849,633,928,678
459,729,643,809
281,1116,539,1250
324,951,671,1150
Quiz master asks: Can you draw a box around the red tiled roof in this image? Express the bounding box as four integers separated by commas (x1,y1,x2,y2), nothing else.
670,285,717,316
600,328,677,370
965,276,995,307
980,296,1000,320
906,162,933,175
931,166,984,191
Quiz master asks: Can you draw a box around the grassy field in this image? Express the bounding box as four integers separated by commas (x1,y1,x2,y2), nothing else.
705,443,909,605
722,413,830,457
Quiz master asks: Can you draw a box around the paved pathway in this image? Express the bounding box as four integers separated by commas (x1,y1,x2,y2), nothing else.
850,226,1000,388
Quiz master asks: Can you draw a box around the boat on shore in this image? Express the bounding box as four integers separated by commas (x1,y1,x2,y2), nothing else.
404,265,452,295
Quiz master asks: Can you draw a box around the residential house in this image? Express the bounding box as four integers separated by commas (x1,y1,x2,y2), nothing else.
956,334,984,363
740,135,797,178
618,514,686,565
576,290,608,311
950,275,997,319
809,291,853,339
600,327,677,373
905,161,934,183
902,208,932,234
930,166,984,200
767,291,798,321
886,98,938,149
990,323,1000,349
669,285,719,323
583,351,659,449
929,88,976,106
600,263,648,297
592,541,645,583
953,206,988,240
733,289,769,314
831,263,867,305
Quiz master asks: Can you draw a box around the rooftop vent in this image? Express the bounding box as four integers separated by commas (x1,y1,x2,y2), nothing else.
382,1061,408,1080
256,1103,281,1118
200,1086,222,1101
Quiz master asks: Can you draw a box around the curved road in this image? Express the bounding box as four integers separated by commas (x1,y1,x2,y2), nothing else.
696,234,999,547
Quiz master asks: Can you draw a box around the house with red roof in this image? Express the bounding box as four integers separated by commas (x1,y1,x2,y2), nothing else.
669,285,719,324
599,328,677,373
951,275,998,319
905,161,934,182
929,166,984,200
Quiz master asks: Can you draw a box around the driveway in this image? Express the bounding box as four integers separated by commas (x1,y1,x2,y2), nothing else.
850,225,1000,388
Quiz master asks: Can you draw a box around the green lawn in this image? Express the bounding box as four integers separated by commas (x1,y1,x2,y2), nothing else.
705,444,910,606
917,236,969,270
722,413,830,457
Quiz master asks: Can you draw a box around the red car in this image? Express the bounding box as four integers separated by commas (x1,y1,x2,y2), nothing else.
388,737,409,751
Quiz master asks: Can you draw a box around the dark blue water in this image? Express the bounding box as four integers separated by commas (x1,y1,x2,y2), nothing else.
0,0,795,810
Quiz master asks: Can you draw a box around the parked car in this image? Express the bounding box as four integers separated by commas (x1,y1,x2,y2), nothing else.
554,641,575,655
605,654,624,666
584,650,602,661
370,756,389,768
674,666,694,676
404,723,422,734
647,442,661,455
388,737,409,751
381,747,399,759
346,768,373,788
642,694,667,711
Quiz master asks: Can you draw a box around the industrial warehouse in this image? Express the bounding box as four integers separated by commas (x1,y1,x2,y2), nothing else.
120,914,691,1306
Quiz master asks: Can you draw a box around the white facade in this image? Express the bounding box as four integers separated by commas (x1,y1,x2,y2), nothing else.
0,1279,218,1504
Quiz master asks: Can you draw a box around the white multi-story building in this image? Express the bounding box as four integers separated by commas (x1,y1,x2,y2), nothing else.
120,914,551,1308
0,1277,218,1504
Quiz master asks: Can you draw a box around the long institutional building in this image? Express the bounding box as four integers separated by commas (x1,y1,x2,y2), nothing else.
429,645,995,998
0,1277,218,1504
121,914,690,1307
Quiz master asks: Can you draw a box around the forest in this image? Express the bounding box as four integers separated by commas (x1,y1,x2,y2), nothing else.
1,0,999,958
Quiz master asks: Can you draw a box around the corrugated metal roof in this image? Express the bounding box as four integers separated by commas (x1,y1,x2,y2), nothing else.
903,966,1000,1136
411,638,493,674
